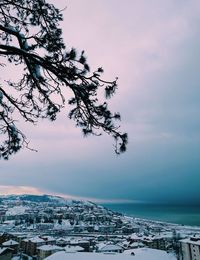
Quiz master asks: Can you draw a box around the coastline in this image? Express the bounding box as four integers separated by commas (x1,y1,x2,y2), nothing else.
101,203,200,227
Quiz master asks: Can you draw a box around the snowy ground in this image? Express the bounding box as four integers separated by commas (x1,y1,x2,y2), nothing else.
45,248,177,260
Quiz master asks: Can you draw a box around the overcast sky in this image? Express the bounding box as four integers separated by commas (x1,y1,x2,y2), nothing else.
1,0,200,204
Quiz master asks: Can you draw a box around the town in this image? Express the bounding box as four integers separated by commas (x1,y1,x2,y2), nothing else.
0,195,199,260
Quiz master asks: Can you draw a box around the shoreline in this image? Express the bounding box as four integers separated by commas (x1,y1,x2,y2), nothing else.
101,203,200,228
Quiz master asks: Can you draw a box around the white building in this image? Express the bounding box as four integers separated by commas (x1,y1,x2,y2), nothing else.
180,237,200,260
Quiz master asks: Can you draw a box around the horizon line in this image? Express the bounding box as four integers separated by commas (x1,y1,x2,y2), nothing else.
0,185,139,204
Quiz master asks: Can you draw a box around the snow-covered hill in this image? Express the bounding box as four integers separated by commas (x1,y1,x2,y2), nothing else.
0,194,97,207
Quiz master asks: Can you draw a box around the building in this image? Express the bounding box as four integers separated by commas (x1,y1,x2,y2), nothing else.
143,236,167,250
37,244,64,259
2,239,19,254
21,236,56,257
180,237,200,260
69,239,90,252
0,233,13,245
97,244,124,253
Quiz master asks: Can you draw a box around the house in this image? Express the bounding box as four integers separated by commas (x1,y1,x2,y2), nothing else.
143,236,167,250
122,226,134,234
0,233,13,244
56,238,71,247
25,236,46,256
21,238,29,254
36,223,54,231
2,239,19,254
73,224,85,233
37,244,64,259
86,225,95,232
132,225,140,233
11,233,27,249
21,236,56,257
129,241,144,249
150,225,162,233
69,239,90,252
97,243,124,253
98,225,115,233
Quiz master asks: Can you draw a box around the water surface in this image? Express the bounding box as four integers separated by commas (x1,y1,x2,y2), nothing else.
101,203,200,226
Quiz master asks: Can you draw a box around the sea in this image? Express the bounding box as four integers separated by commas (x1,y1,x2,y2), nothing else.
101,203,200,227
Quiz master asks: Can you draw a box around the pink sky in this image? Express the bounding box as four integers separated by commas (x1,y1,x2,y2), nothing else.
1,0,200,204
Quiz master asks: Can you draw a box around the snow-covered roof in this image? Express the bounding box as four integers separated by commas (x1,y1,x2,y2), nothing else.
129,234,141,240
37,245,63,251
56,237,71,242
45,249,177,260
65,245,84,252
69,239,89,244
0,248,9,255
22,238,29,242
2,239,19,246
98,244,123,252
129,242,140,247
180,237,200,246
29,236,45,243
42,236,56,242
3,220,15,225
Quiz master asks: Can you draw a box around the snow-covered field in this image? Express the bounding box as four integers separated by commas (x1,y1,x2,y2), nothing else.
45,248,176,260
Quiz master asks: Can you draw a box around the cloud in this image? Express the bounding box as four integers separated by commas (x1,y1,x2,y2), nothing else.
1,0,200,205
0,185,44,196
0,185,137,203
